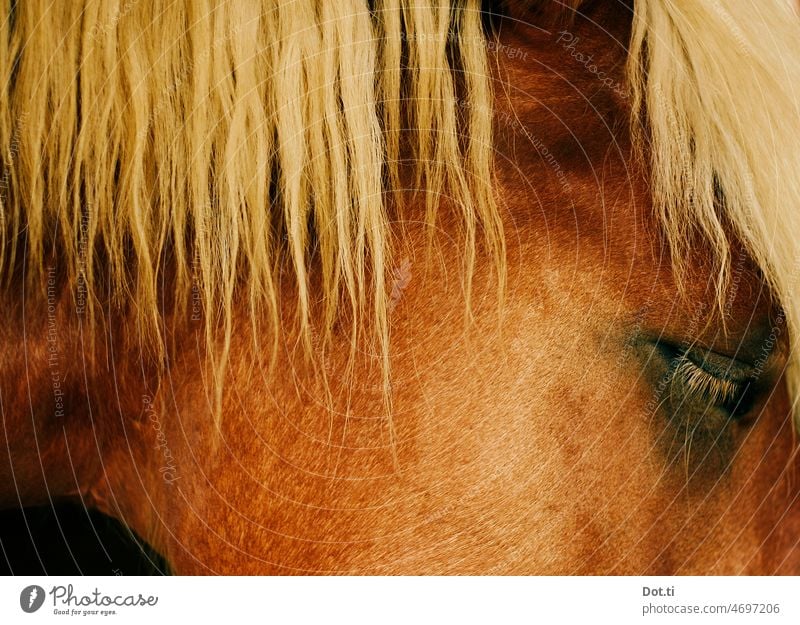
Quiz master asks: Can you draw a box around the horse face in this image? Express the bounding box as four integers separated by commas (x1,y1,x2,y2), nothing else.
134,4,797,575
1,2,798,576
463,7,800,573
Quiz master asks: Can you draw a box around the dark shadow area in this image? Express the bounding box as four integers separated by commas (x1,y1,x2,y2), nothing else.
0,503,170,575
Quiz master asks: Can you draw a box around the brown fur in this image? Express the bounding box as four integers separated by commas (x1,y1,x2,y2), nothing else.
1,1,798,574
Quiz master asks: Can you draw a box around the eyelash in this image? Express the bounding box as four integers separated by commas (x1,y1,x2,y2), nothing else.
670,354,754,416
673,356,740,404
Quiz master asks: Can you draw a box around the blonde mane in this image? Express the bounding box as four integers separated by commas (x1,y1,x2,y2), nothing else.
1,0,800,427
628,0,800,425
0,0,501,420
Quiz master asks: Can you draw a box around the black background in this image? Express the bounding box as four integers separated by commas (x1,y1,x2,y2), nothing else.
0,504,168,575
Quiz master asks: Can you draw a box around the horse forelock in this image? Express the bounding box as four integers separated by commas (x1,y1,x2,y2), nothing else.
627,0,800,427
0,0,503,421
1,0,799,428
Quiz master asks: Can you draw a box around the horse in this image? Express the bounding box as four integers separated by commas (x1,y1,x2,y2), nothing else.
1,0,800,574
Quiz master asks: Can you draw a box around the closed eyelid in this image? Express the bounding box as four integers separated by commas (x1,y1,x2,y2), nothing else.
657,342,763,421
629,329,776,479
679,346,757,384
671,356,744,406
655,340,757,384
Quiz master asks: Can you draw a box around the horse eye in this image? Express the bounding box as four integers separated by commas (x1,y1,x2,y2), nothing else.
671,355,756,418
657,342,760,421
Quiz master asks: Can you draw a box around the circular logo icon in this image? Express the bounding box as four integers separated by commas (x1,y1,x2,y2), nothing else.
20,585,45,613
